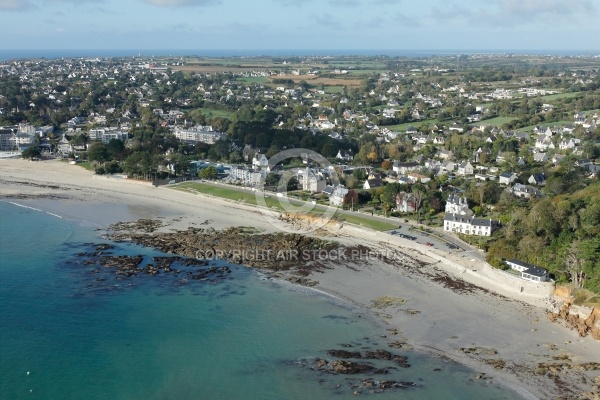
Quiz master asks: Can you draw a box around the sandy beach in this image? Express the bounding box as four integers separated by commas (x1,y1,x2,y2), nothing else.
1,158,599,399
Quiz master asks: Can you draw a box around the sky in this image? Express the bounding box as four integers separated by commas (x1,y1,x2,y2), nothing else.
0,0,599,53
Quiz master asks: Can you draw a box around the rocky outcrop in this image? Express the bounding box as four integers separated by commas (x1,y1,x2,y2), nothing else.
547,300,600,340
107,224,339,273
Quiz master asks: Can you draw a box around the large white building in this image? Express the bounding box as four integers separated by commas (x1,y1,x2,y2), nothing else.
228,165,266,186
89,128,128,144
173,126,225,144
443,214,499,236
0,129,34,151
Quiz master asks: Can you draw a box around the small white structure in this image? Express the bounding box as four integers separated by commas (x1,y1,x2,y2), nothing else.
505,259,550,282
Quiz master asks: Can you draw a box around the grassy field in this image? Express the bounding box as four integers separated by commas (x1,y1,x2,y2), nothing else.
324,85,344,94
172,182,397,231
335,213,397,231
539,92,583,101
478,116,517,126
237,76,270,84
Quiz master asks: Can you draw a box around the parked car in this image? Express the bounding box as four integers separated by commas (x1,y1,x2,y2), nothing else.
425,242,433,247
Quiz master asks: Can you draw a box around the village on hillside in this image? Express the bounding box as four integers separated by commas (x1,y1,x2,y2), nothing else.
1,54,599,293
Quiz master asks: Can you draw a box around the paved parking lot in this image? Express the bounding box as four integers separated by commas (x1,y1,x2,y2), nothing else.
385,224,470,255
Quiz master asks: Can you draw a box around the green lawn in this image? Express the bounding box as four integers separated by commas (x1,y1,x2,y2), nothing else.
324,85,344,94
335,213,397,231
172,182,397,231
75,161,94,171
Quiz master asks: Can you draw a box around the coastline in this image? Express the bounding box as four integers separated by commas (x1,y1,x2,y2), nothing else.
1,158,599,399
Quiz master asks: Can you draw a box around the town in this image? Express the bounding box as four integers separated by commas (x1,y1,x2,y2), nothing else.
1,53,599,295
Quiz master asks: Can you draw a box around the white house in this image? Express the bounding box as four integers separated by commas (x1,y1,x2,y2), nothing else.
511,183,542,199
395,191,416,213
505,259,550,282
329,185,349,206
443,214,499,236
445,194,473,215
393,161,420,174
457,161,474,176
363,178,385,190
252,153,269,169
528,173,546,186
499,172,518,185
336,150,353,161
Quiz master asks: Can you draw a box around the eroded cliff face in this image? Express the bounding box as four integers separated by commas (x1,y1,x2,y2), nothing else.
548,300,600,340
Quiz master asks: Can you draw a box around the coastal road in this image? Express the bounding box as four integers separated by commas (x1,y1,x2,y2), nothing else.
173,179,485,261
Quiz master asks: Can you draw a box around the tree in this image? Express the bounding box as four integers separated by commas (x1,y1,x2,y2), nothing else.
381,160,392,170
412,187,425,222
106,139,126,161
198,166,217,180
380,183,401,206
564,241,586,288
265,173,280,187
87,142,109,164
367,151,379,163
21,145,41,160
343,190,359,210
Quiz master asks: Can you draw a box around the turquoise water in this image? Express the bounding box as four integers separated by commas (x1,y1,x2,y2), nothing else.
0,201,524,399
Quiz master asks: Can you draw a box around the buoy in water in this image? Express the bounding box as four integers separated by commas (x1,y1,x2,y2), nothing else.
26,371,30,376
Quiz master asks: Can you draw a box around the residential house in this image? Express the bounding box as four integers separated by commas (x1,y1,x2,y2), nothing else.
436,150,453,160
252,153,269,169
457,161,474,176
363,178,385,190
393,161,420,175
299,167,326,193
528,173,546,186
505,260,550,282
559,138,580,151
336,150,353,161
511,183,542,199
445,194,473,216
499,172,518,185
443,214,499,236
535,135,555,151
395,191,416,213
329,185,349,206
533,152,548,163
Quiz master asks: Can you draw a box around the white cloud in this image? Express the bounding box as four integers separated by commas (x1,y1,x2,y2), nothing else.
498,0,595,18
141,0,221,6
0,0,104,11
0,0,32,10
431,0,596,28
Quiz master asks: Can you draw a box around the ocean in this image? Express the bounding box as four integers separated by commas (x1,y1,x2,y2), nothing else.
1,49,598,61
0,200,524,399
